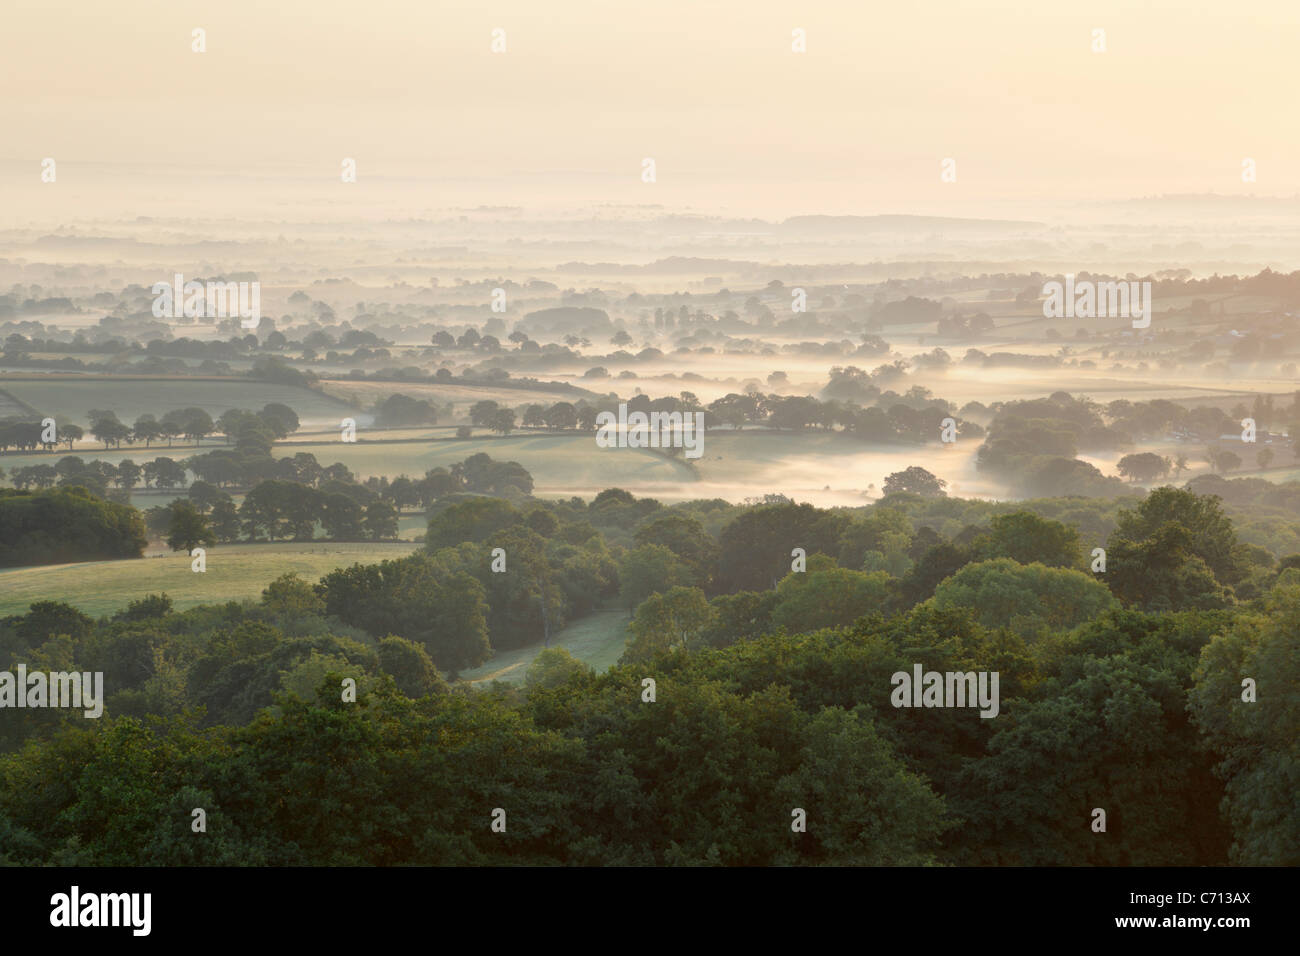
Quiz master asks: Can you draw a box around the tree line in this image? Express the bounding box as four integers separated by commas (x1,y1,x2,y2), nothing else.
462,386,983,443
0,403,300,454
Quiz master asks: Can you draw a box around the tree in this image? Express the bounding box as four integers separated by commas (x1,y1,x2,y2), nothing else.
426,497,519,549
187,480,226,513
256,572,326,618
543,402,577,430
469,400,499,427
477,525,561,648
51,456,105,495
698,590,777,647
1257,447,1275,470
488,408,516,435
177,407,215,444
185,450,244,488
384,476,420,512
773,707,952,865
321,493,365,540
58,424,83,450
154,415,181,448
416,467,459,506
278,452,323,486
524,647,592,690
218,409,276,456
1105,523,1233,612
623,586,711,662
90,416,130,449
364,500,399,540
633,512,719,587
319,555,492,672
11,464,56,489
260,403,301,438
882,466,947,498
960,616,1229,866
115,459,142,491
164,499,214,552
983,511,1082,568
377,635,446,698
120,593,173,621
143,457,187,490
1116,452,1171,483
210,497,241,542
373,394,436,427
928,558,1119,637
770,565,891,633
239,479,301,541
456,453,533,495
717,502,849,592
619,544,688,609
1189,575,1300,864
0,486,146,566
1110,486,1246,588
14,600,94,645
1205,446,1242,474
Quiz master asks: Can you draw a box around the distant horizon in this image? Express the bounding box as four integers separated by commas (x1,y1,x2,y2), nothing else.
9,0,1300,222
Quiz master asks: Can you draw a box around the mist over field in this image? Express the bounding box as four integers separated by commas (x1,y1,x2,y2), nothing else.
5,197,1299,508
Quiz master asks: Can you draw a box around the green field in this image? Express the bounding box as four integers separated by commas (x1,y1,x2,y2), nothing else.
1228,464,1300,483
459,608,632,685
0,541,418,618
1,377,361,429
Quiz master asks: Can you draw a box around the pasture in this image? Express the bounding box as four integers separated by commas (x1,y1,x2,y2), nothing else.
1,376,362,429
460,608,632,685
0,541,419,618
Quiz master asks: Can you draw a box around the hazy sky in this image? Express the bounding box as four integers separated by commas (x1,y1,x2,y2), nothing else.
5,0,1300,219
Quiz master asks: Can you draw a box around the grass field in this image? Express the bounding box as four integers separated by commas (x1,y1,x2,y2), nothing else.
459,608,632,685
1227,464,1300,483
1,377,362,428
686,430,989,504
0,387,38,419
0,541,418,618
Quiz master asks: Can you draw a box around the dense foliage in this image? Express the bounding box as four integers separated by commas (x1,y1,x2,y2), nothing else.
0,486,147,567
0,481,1296,865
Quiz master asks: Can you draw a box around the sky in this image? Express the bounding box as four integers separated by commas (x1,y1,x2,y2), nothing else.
3,0,1299,220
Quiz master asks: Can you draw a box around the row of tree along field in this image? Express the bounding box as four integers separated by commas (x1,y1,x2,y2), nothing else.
0,451,537,565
